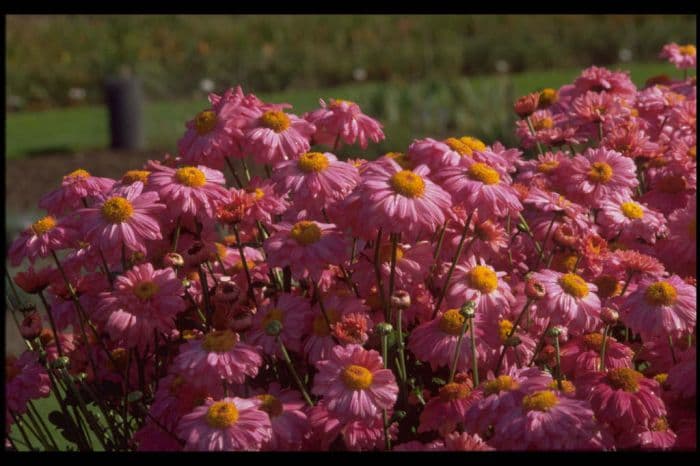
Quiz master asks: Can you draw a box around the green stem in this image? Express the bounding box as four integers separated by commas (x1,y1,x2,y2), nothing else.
468,315,479,387
432,212,474,319
599,325,610,372
495,298,534,375
277,336,313,407
381,332,392,451
232,223,258,307
526,117,545,156
386,233,400,323
38,290,64,357
224,157,244,188
448,314,471,384
373,228,387,314
554,335,563,390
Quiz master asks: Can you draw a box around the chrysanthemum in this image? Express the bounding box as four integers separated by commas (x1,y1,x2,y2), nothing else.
609,249,666,279
435,156,522,218
445,256,514,319
620,275,696,340
39,168,115,216
254,383,310,451
94,263,185,350
352,240,434,295
240,176,290,227
8,214,75,266
5,352,51,417
312,344,398,421
176,397,272,451
263,220,349,282
172,329,263,392
441,432,495,451
304,98,384,150
246,293,310,356
577,368,666,433
303,294,368,362
572,66,637,99
559,332,633,379
407,136,498,171
531,269,601,331
79,182,165,255
243,107,315,165
149,373,219,432
598,194,667,245
148,163,229,221
656,197,696,276
660,43,697,70
481,317,537,373
418,377,480,436
618,417,677,450
356,159,451,239
563,147,638,207
272,151,359,211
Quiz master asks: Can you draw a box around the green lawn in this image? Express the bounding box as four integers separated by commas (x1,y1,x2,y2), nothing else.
5,62,675,159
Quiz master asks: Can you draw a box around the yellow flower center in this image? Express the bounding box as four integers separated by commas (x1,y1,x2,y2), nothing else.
533,117,554,131
201,329,238,353
582,333,605,352
312,308,340,337
205,401,240,428
607,367,643,392
468,265,498,294
594,275,622,299
379,243,405,264
101,197,134,224
644,281,678,306
290,220,322,245
438,382,470,402
620,201,644,219
678,45,696,56
390,170,426,198
297,152,330,173
498,319,513,343
341,364,373,390
260,110,291,133
653,373,668,385
230,259,256,274
133,281,159,300
195,110,218,135
439,309,467,336
122,170,150,184
522,390,559,412
652,417,669,432
261,308,284,331
558,273,589,298
65,168,91,180
31,216,57,236
657,174,686,193
175,166,207,188
548,379,575,394
587,162,613,183
253,188,265,200
256,394,284,418
537,160,560,173
539,88,558,106
468,162,500,185
444,136,486,156
483,375,519,395
330,98,356,107
386,152,413,169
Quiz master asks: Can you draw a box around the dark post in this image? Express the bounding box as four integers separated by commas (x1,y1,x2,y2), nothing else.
104,75,144,150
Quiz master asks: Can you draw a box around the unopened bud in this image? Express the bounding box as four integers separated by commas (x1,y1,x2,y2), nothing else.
460,301,476,318
52,356,70,369
20,312,42,340
391,291,411,310
128,391,143,403
525,277,546,300
514,92,540,119
547,326,564,338
164,252,184,268
601,307,619,325
375,322,393,335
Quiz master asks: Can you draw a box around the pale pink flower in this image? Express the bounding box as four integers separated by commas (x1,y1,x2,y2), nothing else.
530,269,601,331
563,147,638,207
243,107,315,165
445,256,514,319
598,194,667,245
8,215,75,266
39,168,115,216
660,43,697,69
304,98,384,149
253,383,309,451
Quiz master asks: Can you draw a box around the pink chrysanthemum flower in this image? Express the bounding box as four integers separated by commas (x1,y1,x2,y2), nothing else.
441,432,495,451
240,176,290,227
247,293,310,356
312,344,398,422
253,383,310,451
492,389,610,450
620,275,696,340
408,308,490,373
5,352,51,417
178,87,262,169
39,168,115,216
304,98,384,150
13,266,54,295
243,107,315,165
148,163,229,221
610,249,666,279
572,66,637,99
445,257,514,318
407,136,498,171
563,147,638,207
95,263,185,350
264,220,348,282
8,214,74,266
660,43,697,69
272,151,359,211
303,294,368,362
149,373,219,432
559,332,633,379
418,376,480,436
172,329,263,392
176,397,272,451
577,367,666,433
481,317,537,373
515,151,569,190
436,157,522,218
515,109,579,148
618,417,677,450
331,312,374,346
79,182,165,255
598,194,667,245
656,197,696,276
531,269,601,330
356,159,451,239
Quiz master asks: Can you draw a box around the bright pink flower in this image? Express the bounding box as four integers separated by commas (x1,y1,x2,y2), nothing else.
531,269,601,331
660,43,697,70
331,312,374,346
312,344,398,422
442,432,495,451
620,275,696,341
253,383,309,451
246,293,310,356
572,66,637,99
445,256,514,318
563,147,638,207
609,249,666,279
598,194,667,245
79,182,165,255
240,176,290,227
515,109,579,148
407,136,498,171
303,294,368,363
264,220,348,282
148,163,229,221
8,215,75,266
418,377,479,436
172,329,262,392
95,263,185,351
304,98,384,150
272,151,359,211
243,107,315,165
5,352,51,417
176,397,272,451
618,417,677,450
149,373,219,431
559,332,633,380
515,151,569,190
656,197,696,276
13,266,54,294
356,159,451,239
39,168,115,216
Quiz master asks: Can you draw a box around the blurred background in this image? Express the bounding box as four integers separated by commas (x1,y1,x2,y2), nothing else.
4,14,697,353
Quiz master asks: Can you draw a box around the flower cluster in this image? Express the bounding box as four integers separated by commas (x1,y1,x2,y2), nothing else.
5,44,696,452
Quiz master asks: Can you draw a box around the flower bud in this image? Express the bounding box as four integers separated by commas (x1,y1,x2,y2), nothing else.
460,301,476,318
553,223,578,248
375,322,394,335
20,312,42,340
601,307,619,325
525,277,546,300
51,356,70,369
514,92,540,118
391,291,411,310
547,326,564,338
164,252,184,268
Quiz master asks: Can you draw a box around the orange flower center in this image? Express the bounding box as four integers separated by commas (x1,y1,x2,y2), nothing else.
498,319,513,343
390,170,426,198
290,220,322,245
594,275,622,299
257,394,284,418
31,216,57,236
483,375,518,395
587,162,613,183
468,265,498,294
133,281,159,300
439,309,467,336
559,273,589,298
175,166,207,188
297,152,330,173
260,110,291,133
522,390,559,412
582,332,605,352
341,364,373,390
379,243,405,264
386,152,413,169
644,281,678,306
65,168,91,180
537,160,559,173
533,117,554,130
678,45,696,56
205,401,239,428
195,110,218,135
607,367,643,392
438,382,470,402
122,170,150,184
468,162,500,185
201,329,238,353
101,197,134,224
548,379,575,394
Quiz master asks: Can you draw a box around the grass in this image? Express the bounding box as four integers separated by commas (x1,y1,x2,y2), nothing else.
5,62,674,159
